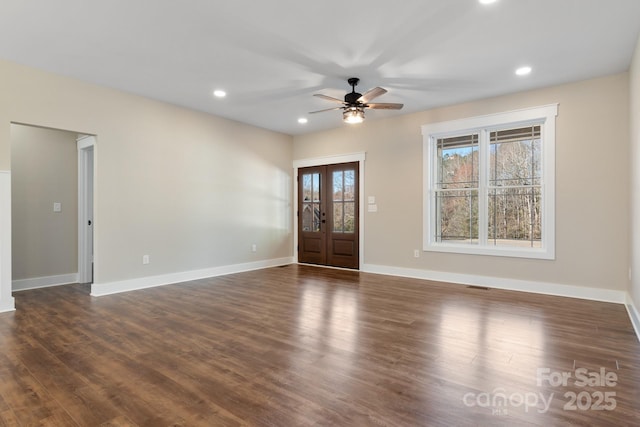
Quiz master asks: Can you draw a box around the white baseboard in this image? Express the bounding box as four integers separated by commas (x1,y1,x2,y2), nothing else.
91,257,294,297
12,273,79,292
0,297,15,313
362,264,627,304
625,294,640,343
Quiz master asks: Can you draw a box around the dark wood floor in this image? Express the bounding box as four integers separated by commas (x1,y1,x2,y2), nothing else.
0,265,639,426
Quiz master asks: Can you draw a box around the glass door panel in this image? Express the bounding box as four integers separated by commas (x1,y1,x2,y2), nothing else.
332,169,356,234
302,172,321,232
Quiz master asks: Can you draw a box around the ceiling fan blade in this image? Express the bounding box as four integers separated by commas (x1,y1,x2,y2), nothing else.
313,94,345,103
358,87,387,103
366,103,404,110
309,106,343,114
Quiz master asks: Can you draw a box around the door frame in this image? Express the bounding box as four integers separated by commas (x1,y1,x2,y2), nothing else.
77,135,95,284
0,170,14,312
293,152,365,269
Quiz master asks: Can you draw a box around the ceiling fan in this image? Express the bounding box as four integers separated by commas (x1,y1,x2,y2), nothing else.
310,77,404,124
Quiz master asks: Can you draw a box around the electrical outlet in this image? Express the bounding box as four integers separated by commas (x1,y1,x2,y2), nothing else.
142,254,150,265
414,249,420,258
251,244,257,252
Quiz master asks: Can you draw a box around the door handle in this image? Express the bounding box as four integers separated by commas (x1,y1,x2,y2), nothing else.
88,220,92,226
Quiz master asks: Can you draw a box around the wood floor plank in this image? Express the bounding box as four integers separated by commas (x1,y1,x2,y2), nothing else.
14,346,125,426
0,353,78,426
0,410,20,427
98,415,139,427
0,264,639,426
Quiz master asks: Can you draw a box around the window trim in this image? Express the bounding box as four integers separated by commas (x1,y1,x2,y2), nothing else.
422,104,558,260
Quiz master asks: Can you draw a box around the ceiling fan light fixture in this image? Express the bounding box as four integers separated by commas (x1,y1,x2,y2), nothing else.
343,107,365,124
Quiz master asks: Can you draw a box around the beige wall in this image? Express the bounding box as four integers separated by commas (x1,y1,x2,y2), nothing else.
0,59,293,303
294,73,630,291
0,55,633,310
630,33,640,307
11,124,78,280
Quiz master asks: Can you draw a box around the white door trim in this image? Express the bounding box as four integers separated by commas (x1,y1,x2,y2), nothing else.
293,152,366,269
0,170,15,312
77,135,95,284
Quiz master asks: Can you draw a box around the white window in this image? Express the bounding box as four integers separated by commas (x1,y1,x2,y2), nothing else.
422,104,558,259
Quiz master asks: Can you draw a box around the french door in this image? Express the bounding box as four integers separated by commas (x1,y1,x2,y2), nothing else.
298,162,359,269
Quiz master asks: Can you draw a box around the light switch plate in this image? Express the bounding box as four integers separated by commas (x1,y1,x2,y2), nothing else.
368,204,378,212
368,196,376,204
53,202,62,213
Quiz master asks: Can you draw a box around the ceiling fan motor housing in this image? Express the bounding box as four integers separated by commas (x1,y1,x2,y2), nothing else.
345,91,363,105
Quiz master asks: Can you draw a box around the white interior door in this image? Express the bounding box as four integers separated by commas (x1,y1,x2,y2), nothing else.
77,136,95,284
87,147,94,281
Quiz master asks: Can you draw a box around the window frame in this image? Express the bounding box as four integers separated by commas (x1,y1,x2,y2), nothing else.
422,104,558,260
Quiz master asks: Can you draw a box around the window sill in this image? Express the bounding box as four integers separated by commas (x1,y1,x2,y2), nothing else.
423,243,555,260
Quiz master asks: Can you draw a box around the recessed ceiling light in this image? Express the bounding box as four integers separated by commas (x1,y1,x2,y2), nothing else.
515,66,532,76
213,89,226,98
298,117,308,124
479,0,498,4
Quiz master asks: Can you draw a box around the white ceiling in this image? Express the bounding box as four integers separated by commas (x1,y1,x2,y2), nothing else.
1,0,639,135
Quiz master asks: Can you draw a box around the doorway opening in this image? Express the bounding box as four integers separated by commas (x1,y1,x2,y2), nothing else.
9,123,95,292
